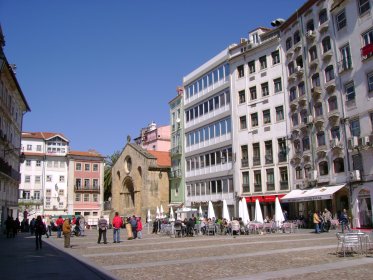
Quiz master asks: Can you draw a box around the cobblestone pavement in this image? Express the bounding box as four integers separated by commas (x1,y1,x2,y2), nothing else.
44,228,373,280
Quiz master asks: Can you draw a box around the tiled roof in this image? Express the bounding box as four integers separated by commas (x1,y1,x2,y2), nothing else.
147,150,171,167
22,132,68,141
69,150,103,158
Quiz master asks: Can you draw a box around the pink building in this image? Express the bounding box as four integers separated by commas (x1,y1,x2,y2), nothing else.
67,150,105,222
134,122,171,152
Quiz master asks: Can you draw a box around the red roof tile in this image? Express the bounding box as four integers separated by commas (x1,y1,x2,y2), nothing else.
69,150,103,158
147,150,171,167
22,132,68,141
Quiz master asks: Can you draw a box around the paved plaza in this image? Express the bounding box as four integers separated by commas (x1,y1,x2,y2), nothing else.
2,227,373,280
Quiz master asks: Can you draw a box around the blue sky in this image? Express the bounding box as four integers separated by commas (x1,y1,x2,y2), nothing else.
0,0,304,157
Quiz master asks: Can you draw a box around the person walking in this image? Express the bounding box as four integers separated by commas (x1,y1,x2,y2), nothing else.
112,212,123,243
34,215,45,250
323,208,332,232
56,216,64,238
340,209,351,233
313,210,321,234
97,216,108,244
130,215,138,239
79,216,85,236
136,217,143,239
62,218,71,248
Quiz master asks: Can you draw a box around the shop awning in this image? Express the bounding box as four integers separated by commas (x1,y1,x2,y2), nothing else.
281,185,345,203
245,194,286,203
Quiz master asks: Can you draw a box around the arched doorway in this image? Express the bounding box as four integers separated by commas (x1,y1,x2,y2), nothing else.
122,176,135,209
358,189,372,228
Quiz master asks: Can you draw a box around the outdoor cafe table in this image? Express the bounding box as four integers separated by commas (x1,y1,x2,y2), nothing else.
247,222,264,234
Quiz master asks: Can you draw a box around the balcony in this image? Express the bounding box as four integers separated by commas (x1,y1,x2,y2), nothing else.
254,183,262,192
322,50,332,61
265,155,273,165
305,30,316,42
298,95,307,107
266,183,275,191
280,180,289,190
294,43,302,53
325,82,336,94
302,153,311,162
328,111,340,125
241,158,249,168
337,58,352,74
319,21,329,33
295,66,304,77
253,157,261,166
290,99,298,111
169,168,182,179
242,183,250,193
311,86,321,100
361,44,373,60
278,151,287,163
316,146,327,159
74,185,100,193
314,116,324,130
18,198,43,205
170,145,182,156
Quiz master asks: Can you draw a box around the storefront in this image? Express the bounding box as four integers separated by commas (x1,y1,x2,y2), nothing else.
351,184,373,229
244,194,286,221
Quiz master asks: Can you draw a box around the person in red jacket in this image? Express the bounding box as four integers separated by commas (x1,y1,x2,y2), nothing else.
112,212,123,243
136,217,143,239
55,216,64,238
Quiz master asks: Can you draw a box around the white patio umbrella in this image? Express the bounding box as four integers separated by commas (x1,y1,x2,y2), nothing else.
156,206,160,219
147,209,152,223
254,199,264,223
222,199,230,222
160,205,164,218
169,206,175,222
198,205,203,220
274,197,285,227
238,198,244,220
208,201,216,219
241,198,250,225
352,198,360,228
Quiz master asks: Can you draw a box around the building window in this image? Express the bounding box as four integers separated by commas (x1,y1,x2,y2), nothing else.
319,9,328,25
322,37,331,53
314,102,323,117
24,175,30,183
239,116,247,130
328,96,338,111
239,90,246,104
34,191,40,200
254,170,262,192
325,65,335,82
75,194,81,202
242,172,250,193
309,46,318,61
84,164,90,171
266,169,275,191
368,71,373,91
261,82,269,97
36,160,41,167
237,65,244,78
265,141,273,164
358,0,371,15
350,119,361,137
292,113,299,127
248,60,255,74
84,179,90,188
334,158,345,173
319,161,329,176
288,61,295,75
345,81,355,101
93,164,99,172
25,160,31,167
59,176,65,182
253,143,261,166
84,194,89,202
272,50,280,65
340,44,352,71
286,37,292,50
306,20,314,31
275,106,284,121
35,176,41,183
293,30,301,44
312,73,320,87
290,87,297,102
263,109,271,125
76,163,81,171
279,167,288,190
296,167,303,180
317,132,326,146
331,126,341,141
36,145,42,151
93,194,98,202
336,9,346,30
274,78,282,93
27,144,32,151
76,179,81,188
259,56,267,70
46,189,51,196
46,175,52,182
93,179,99,188
250,86,257,100
251,113,258,127
58,189,64,196
302,137,310,151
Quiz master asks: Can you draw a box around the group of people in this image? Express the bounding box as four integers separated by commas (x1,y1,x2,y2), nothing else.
97,212,143,244
312,208,343,234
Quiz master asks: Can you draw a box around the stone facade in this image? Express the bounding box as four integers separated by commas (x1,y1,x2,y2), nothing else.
111,143,170,220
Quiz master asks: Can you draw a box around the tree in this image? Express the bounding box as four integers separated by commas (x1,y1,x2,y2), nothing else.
104,150,121,201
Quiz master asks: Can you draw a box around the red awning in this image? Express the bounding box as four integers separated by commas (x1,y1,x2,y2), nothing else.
245,194,285,203
361,44,373,56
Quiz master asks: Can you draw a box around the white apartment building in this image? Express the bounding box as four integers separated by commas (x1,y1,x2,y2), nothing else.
329,0,373,228
230,27,290,220
183,49,234,217
20,132,69,218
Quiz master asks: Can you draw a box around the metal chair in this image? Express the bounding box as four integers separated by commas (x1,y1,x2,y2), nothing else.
206,223,216,236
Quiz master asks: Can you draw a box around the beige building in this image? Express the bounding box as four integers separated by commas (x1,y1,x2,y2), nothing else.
111,142,170,220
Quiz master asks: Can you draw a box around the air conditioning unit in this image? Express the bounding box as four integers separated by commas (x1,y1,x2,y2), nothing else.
350,170,361,181
308,170,318,181
360,136,370,146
